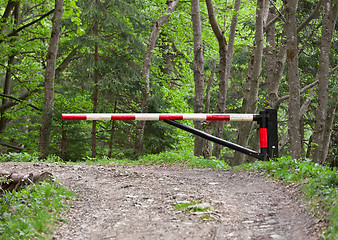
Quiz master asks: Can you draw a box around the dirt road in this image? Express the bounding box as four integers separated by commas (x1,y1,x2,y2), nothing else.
1,162,320,240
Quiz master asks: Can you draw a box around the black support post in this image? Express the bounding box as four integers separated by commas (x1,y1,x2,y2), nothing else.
266,109,278,159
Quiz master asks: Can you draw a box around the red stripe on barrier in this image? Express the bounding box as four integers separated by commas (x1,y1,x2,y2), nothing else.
260,128,268,148
159,115,183,120
111,115,136,120
206,115,230,121
62,115,87,120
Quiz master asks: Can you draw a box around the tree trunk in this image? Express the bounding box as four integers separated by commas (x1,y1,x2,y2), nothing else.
134,0,180,156
279,87,316,151
1,170,52,194
108,100,118,158
0,1,20,133
320,103,337,164
205,0,227,158
0,0,16,34
91,19,99,159
233,0,266,165
0,55,15,133
204,59,216,114
311,0,338,163
61,129,67,160
202,59,216,158
265,4,287,109
38,0,63,159
191,0,205,156
212,0,241,158
284,0,301,159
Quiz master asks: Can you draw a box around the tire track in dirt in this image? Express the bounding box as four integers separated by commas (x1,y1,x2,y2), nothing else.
1,162,320,240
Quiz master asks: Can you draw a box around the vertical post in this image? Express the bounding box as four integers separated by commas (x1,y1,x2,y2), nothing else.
266,108,278,159
258,109,279,160
259,110,268,160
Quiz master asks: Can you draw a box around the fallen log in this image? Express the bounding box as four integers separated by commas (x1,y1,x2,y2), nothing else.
0,170,53,194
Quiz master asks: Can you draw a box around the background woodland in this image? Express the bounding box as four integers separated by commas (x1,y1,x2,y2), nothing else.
0,0,337,166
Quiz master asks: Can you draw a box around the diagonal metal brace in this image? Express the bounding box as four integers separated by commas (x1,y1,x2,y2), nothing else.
163,119,264,160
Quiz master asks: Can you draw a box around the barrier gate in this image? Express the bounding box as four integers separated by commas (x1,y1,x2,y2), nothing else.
62,109,278,160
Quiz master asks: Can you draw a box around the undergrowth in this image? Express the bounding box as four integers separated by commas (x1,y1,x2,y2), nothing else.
235,156,337,240
0,181,74,240
85,150,230,170
0,152,63,163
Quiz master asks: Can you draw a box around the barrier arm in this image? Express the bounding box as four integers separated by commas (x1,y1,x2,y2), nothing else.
61,109,278,160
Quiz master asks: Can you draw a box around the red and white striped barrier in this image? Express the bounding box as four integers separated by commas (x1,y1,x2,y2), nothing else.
61,109,278,160
61,113,258,121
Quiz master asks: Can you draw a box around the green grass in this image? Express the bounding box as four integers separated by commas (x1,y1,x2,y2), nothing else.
85,150,230,170
174,200,213,221
0,152,64,163
0,181,74,240
235,156,337,240
174,201,200,212
1,151,230,170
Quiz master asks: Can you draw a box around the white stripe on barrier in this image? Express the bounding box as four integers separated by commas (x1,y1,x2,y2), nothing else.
86,114,113,120
229,114,254,121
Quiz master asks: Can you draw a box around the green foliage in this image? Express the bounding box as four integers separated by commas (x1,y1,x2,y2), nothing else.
0,152,64,163
0,181,74,240
135,150,228,169
174,200,211,213
0,0,336,166
0,152,39,162
84,149,230,170
236,156,338,239
174,200,213,221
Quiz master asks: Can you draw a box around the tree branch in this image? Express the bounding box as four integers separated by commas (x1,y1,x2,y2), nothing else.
0,0,15,33
0,9,54,44
264,6,285,31
0,45,79,113
0,140,24,151
0,93,41,111
270,0,286,22
273,80,319,109
297,0,323,33
279,87,316,150
298,22,322,57
55,47,78,76
330,65,338,76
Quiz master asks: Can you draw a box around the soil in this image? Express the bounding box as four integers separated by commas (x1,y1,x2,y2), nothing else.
1,162,322,240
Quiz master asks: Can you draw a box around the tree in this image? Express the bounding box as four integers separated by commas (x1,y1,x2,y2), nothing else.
191,0,204,156
134,0,180,155
284,0,301,159
205,0,241,158
0,0,20,133
311,0,338,163
91,17,99,159
233,0,267,165
39,0,64,159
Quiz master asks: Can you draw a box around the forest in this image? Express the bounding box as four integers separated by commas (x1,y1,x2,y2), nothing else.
0,0,337,166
